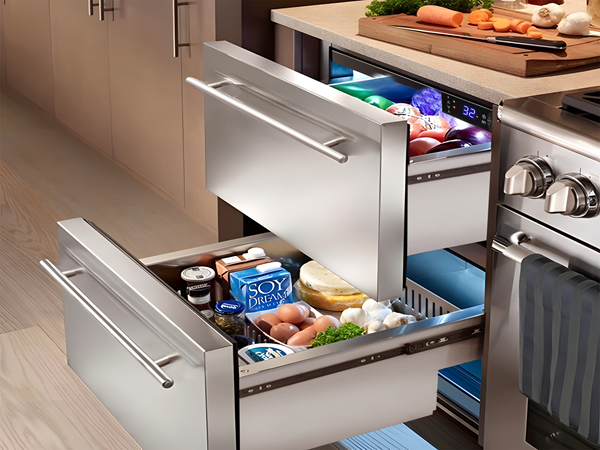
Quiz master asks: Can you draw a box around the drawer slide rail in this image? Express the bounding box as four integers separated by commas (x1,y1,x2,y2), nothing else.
239,325,484,398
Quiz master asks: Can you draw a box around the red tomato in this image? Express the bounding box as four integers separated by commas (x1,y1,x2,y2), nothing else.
409,119,427,141
409,137,441,157
386,103,421,119
427,116,450,130
418,128,447,142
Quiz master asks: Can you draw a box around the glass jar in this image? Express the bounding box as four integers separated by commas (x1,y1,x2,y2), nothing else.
214,300,246,336
187,285,214,321
589,0,600,27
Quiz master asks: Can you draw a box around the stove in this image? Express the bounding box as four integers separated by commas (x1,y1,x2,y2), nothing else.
561,89,600,122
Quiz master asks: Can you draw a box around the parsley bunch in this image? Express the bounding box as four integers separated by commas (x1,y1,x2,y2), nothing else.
310,322,365,347
365,0,494,16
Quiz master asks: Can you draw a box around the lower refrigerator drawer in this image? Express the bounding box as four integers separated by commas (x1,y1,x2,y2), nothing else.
48,218,484,450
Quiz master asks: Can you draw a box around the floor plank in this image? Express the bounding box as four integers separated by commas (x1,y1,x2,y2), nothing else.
0,326,140,450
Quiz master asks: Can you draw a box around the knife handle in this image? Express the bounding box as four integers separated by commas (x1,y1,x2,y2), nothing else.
492,35,567,51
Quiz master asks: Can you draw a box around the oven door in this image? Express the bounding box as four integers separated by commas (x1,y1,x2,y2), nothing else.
44,218,484,450
481,205,600,450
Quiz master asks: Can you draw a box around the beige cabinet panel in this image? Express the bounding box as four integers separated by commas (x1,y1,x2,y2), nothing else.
50,0,112,156
4,0,54,114
108,0,184,204
181,0,218,234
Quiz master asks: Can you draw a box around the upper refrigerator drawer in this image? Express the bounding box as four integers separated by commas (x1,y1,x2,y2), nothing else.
187,41,409,302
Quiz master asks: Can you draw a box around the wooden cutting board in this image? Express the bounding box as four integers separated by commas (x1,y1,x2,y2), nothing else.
358,11,600,76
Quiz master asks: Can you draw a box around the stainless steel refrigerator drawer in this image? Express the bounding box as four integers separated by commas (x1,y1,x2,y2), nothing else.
45,218,483,450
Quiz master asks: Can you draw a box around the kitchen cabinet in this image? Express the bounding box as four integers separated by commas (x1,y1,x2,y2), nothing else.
108,0,185,205
3,0,54,114
50,0,112,156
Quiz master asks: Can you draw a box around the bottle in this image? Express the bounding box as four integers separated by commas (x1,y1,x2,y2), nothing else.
214,300,246,336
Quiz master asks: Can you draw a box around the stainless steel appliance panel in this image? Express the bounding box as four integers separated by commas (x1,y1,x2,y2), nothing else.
194,41,408,302
46,218,237,450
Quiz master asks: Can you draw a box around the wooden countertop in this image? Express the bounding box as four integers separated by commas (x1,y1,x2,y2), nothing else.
271,0,599,104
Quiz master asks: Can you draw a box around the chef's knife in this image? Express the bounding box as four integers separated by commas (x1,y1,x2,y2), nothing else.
389,25,567,51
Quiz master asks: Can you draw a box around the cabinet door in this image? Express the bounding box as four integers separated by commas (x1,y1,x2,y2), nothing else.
4,0,54,114
181,0,219,234
108,0,184,204
43,218,237,450
50,0,112,156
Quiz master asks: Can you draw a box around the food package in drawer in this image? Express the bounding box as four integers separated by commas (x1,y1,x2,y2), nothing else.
215,247,273,299
229,262,292,313
246,301,322,352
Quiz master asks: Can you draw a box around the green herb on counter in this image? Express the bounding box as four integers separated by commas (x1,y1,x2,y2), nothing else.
310,322,365,347
365,0,494,17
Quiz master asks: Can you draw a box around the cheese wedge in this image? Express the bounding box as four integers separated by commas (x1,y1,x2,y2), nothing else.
299,260,361,295
295,280,369,312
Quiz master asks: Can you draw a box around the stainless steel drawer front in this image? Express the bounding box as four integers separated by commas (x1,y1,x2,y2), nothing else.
194,41,409,302
49,218,238,450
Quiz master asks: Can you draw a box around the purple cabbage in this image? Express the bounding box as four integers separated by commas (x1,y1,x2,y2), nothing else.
411,88,442,116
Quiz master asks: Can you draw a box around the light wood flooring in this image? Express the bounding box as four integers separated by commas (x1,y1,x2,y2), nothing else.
0,84,218,449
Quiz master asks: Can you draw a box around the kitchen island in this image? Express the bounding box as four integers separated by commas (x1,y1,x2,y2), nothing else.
271,0,599,104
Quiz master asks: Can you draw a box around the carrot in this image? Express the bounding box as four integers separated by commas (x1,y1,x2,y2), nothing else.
416,5,464,28
492,18,512,32
510,19,524,31
516,21,533,34
468,10,490,25
481,9,494,19
477,21,495,29
527,26,543,39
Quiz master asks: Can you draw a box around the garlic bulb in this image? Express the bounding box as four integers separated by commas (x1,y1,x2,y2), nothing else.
368,307,393,323
383,312,417,329
557,12,592,35
362,299,389,314
340,308,369,327
532,3,565,28
366,320,387,334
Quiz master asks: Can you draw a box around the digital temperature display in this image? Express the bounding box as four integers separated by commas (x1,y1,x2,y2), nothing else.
442,93,493,132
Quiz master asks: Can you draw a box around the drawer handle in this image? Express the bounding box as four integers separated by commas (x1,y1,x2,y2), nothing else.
40,259,176,389
185,77,349,164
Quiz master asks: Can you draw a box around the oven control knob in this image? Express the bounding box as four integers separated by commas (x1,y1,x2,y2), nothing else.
544,173,599,218
504,156,554,198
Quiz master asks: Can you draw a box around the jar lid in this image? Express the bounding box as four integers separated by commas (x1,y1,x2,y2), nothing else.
215,300,245,315
181,266,215,282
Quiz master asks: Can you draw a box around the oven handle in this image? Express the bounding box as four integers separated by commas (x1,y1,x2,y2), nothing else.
185,77,349,164
40,259,178,389
492,232,534,264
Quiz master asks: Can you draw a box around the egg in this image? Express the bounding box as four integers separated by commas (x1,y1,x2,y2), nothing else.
297,317,316,330
287,326,317,347
255,313,281,334
277,303,309,324
269,323,299,343
313,315,341,333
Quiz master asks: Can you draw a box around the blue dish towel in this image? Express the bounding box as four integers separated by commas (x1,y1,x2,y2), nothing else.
519,253,600,445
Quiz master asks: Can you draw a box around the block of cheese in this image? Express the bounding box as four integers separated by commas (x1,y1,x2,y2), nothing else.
296,261,368,311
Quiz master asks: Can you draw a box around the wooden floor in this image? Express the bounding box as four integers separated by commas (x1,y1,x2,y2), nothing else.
0,84,481,450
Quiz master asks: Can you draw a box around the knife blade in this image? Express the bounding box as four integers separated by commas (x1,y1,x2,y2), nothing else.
389,25,567,51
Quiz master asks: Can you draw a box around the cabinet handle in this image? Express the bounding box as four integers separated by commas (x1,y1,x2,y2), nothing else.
173,0,189,57
40,259,177,389
88,0,99,16
185,77,349,164
98,0,113,21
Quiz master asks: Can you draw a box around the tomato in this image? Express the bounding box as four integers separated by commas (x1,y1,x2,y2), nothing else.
418,128,447,142
409,137,440,157
409,119,427,141
386,103,421,119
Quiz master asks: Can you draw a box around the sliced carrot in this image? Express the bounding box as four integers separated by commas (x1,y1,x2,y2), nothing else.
492,18,512,32
477,21,495,29
416,5,464,28
527,26,543,39
489,17,500,22
516,21,532,34
510,18,524,32
468,10,490,25
481,9,494,19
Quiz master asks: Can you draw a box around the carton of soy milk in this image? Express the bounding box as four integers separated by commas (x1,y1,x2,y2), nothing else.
229,262,292,313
